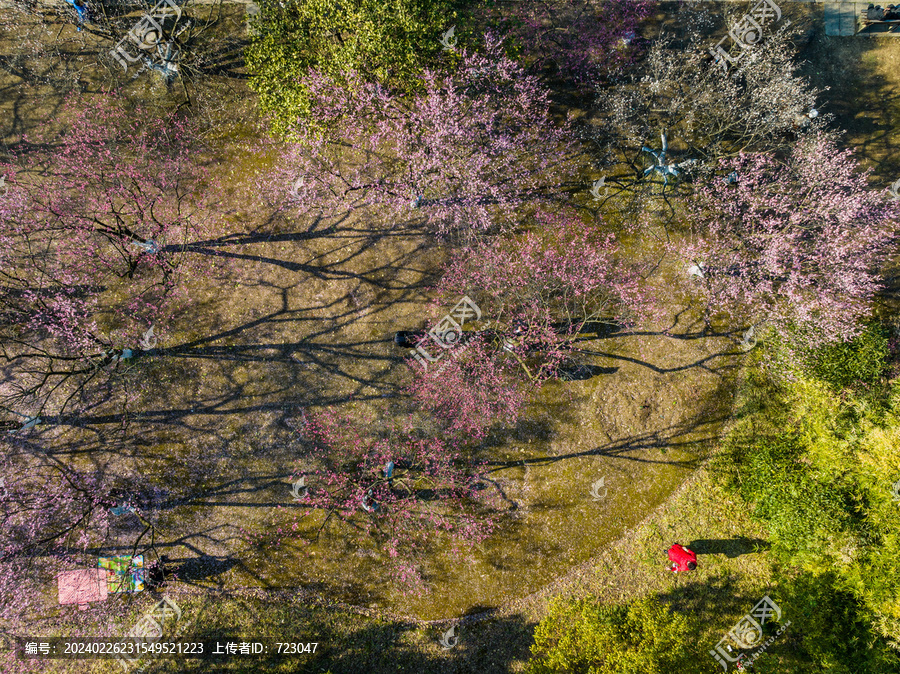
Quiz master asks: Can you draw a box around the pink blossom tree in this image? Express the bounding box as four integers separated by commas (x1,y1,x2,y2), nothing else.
0,444,166,671
256,410,498,593
402,210,657,436
262,34,583,241
0,96,211,419
0,166,109,421
405,333,534,440
0,448,108,659
437,210,652,337
14,96,204,288
478,0,655,85
674,135,898,348
0,177,103,356
0,457,109,566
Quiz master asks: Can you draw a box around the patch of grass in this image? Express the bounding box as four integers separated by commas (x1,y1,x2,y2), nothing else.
808,322,889,392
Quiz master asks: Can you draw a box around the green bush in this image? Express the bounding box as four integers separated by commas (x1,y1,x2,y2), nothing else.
716,323,900,665
720,433,854,565
245,0,460,135
527,596,704,674
808,323,888,391
776,570,900,674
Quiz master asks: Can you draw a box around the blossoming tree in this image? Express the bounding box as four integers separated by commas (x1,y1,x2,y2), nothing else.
675,136,898,348
478,0,655,85
0,96,210,420
267,410,497,593
263,35,582,241
405,210,656,436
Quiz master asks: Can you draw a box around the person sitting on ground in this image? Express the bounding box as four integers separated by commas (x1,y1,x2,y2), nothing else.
147,555,170,590
393,330,427,348
868,4,885,20
667,543,698,572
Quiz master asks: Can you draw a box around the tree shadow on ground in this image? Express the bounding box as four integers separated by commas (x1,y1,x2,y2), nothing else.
654,572,775,628
687,537,771,559
170,553,241,584
149,594,537,674
479,411,727,475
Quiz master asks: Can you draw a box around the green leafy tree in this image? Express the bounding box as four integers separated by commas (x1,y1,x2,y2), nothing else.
776,570,900,674
527,596,705,674
717,432,856,568
245,0,459,135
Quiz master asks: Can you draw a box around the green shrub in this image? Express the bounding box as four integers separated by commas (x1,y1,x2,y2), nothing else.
716,432,854,566
808,323,888,391
527,596,704,674
716,323,900,664
776,570,900,674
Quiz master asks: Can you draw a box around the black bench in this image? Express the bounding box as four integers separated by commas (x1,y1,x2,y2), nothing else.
860,5,900,31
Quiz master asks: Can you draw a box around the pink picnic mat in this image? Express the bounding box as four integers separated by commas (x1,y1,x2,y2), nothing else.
57,568,108,610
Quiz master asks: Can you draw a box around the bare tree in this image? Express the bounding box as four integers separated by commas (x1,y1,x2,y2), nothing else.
595,9,833,175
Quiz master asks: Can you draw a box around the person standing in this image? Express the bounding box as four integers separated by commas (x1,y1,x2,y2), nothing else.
147,555,170,590
667,543,698,572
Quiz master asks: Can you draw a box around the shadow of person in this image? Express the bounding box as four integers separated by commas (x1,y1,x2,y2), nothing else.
687,537,771,558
